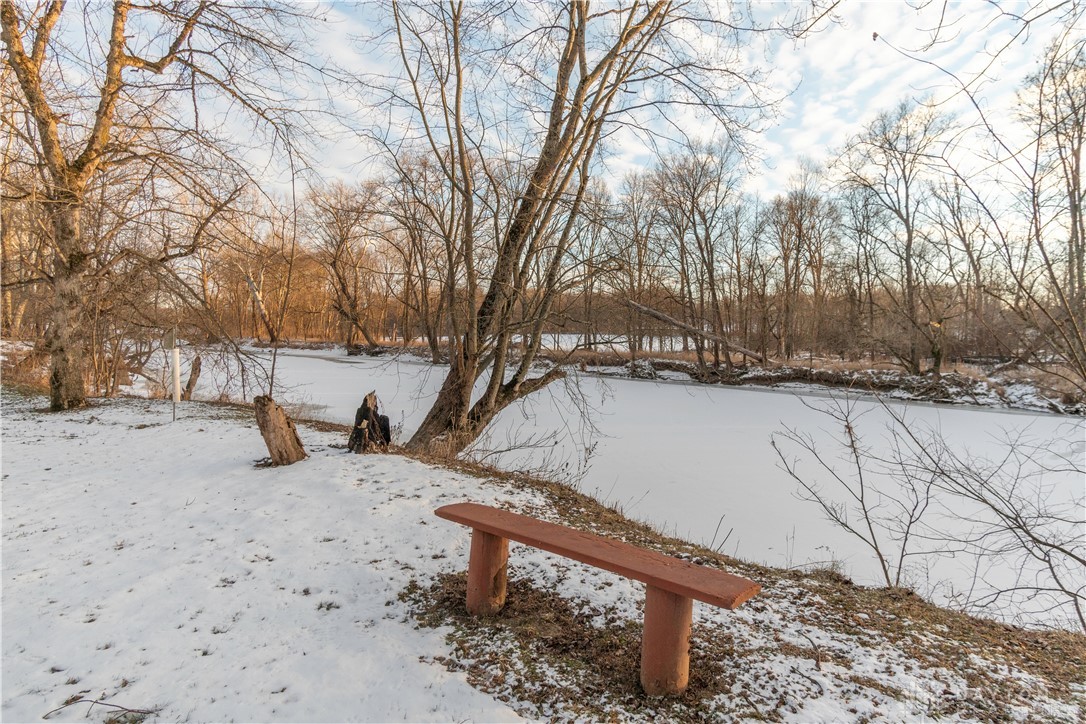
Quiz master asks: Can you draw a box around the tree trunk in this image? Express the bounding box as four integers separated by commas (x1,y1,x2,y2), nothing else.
929,322,944,378
254,395,307,465
182,354,202,401
47,200,88,411
904,231,921,375
348,390,392,453
407,361,474,454
406,354,565,457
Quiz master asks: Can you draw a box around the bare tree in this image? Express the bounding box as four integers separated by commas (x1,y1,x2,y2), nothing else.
568,180,615,351
375,0,835,454
1,0,321,410
972,33,1086,392
835,101,953,374
654,139,742,372
603,171,665,359
775,395,1085,631
879,5,1086,392
383,152,457,362
729,198,773,361
772,397,936,588
927,179,1005,361
894,411,1086,631
764,164,838,362
307,181,383,347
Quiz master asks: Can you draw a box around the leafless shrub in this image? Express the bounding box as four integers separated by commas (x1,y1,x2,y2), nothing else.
885,407,1085,632
775,394,1086,631
772,396,936,588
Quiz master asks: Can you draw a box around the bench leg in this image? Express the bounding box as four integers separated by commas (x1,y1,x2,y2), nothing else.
465,528,509,616
640,585,693,696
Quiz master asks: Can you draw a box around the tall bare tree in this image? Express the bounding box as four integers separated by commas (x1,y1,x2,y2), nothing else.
1,0,320,409
1000,33,1086,388
607,171,665,358
929,29,1086,392
307,181,383,347
383,152,458,362
378,0,834,454
655,139,742,371
836,101,952,374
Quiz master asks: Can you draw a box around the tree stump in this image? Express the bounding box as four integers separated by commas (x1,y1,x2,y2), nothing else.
348,390,391,453
254,395,307,465
182,354,202,401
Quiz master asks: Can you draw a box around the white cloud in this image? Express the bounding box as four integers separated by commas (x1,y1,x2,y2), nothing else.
742,1,1075,195
277,3,1075,200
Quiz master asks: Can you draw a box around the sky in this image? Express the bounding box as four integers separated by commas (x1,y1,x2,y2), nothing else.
29,1,1072,200
745,0,1075,197
307,1,1077,200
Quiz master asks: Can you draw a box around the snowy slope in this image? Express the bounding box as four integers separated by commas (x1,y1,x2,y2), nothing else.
176,347,1082,628
1,392,530,722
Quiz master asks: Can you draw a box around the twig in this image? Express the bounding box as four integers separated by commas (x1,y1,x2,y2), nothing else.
709,512,734,553
43,698,158,720
738,690,768,721
790,664,826,696
800,632,824,671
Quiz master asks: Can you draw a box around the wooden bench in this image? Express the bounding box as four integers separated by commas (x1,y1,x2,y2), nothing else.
434,502,761,696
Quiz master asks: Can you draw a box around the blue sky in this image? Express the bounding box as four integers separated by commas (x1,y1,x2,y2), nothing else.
305,1,1076,199
745,1,1074,196
21,1,1075,199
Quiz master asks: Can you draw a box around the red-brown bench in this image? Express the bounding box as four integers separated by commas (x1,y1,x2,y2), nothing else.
434,502,761,696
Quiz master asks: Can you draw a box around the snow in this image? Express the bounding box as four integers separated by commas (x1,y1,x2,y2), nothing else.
1,393,528,722
176,347,1083,628
2,389,1081,722
0,340,33,364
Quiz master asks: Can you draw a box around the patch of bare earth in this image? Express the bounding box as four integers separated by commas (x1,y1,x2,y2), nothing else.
402,574,745,721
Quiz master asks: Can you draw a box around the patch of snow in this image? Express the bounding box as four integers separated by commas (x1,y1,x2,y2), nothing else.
0,339,34,363
180,348,1085,629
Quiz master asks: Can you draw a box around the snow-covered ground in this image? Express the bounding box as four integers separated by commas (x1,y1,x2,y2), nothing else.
165,347,1080,627
3,389,1082,722
1,391,533,722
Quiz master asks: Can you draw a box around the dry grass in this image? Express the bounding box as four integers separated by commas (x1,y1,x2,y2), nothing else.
1,346,50,391
401,573,740,722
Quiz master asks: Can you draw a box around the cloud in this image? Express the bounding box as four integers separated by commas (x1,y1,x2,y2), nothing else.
741,1,1073,196
279,3,1072,201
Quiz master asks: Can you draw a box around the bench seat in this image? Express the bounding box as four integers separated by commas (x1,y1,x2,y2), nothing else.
434,502,761,695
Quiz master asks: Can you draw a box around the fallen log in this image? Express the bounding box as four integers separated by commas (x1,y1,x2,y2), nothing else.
621,300,768,364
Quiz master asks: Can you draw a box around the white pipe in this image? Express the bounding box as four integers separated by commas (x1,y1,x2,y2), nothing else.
172,346,181,405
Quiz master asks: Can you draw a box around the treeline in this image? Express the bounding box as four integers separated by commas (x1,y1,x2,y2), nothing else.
4,99,1084,388
2,6,1083,408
